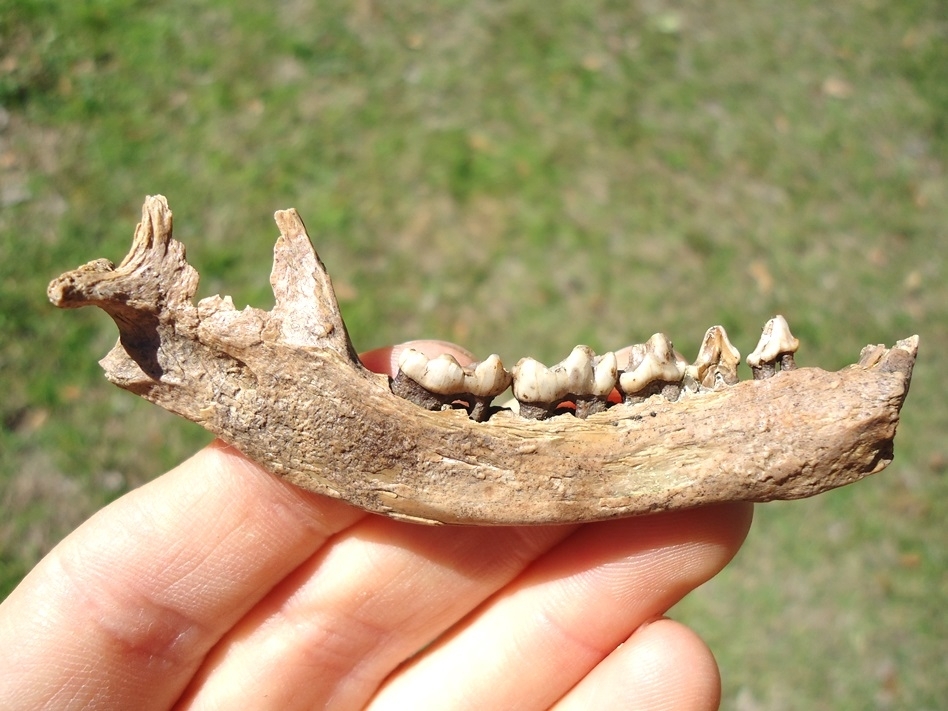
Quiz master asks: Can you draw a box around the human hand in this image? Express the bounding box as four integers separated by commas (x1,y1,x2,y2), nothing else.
0,341,752,710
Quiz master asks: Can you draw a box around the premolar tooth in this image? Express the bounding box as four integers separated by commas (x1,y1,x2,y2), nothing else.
688,325,741,390
746,315,799,379
618,333,686,403
463,354,513,422
464,354,512,397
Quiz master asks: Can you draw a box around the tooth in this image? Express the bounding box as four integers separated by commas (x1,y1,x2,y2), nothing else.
512,357,566,410
746,315,799,380
688,325,741,390
392,348,467,413
565,346,618,418
462,354,512,422
592,352,618,397
563,345,595,394
463,354,512,397
618,333,686,403
396,349,465,394
394,349,512,421
397,348,431,383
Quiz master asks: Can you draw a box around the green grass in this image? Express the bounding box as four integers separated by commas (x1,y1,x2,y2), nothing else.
2,0,946,707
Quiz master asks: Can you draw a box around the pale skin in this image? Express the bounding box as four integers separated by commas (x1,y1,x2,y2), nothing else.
0,341,753,710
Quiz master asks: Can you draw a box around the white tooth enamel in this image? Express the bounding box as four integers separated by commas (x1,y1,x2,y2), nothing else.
747,315,799,367
512,357,566,403
563,345,595,394
619,333,685,393
592,352,618,396
398,348,430,382
423,354,466,394
464,354,512,397
689,325,741,387
398,349,465,395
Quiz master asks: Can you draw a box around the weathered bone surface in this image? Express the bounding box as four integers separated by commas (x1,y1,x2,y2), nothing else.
48,196,918,525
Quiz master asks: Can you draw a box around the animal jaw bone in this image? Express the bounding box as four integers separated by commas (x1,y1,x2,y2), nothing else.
47,196,918,525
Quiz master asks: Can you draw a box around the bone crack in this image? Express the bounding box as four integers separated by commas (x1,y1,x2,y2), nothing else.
47,196,919,525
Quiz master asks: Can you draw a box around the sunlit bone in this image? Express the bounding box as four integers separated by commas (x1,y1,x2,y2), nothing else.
618,333,687,403
746,315,800,380
686,325,741,390
46,195,918,524
511,346,618,419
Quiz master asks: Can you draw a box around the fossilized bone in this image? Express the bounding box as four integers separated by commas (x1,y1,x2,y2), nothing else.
48,196,917,525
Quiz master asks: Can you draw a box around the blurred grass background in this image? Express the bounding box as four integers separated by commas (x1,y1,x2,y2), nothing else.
1,0,945,707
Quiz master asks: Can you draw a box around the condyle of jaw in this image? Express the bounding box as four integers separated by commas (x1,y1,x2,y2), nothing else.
392,322,773,421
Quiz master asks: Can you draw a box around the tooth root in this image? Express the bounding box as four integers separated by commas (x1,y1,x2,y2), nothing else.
618,333,686,402
746,315,800,379
691,325,741,389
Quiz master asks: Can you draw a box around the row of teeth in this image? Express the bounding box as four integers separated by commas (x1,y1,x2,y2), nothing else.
390,315,800,421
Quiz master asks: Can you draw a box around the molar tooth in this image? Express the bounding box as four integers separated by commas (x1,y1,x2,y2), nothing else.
392,348,467,413
511,357,568,419
688,325,741,390
618,333,686,403
512,347,618,420
397,348,431,383
746,315,799,379
395,349,466,394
